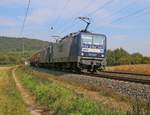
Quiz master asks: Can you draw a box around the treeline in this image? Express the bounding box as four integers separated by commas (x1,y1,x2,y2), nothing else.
0,48,150,66
0,52,32,65
107,48,150,66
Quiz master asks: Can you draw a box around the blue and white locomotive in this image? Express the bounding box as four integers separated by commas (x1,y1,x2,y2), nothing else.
30,17,107,72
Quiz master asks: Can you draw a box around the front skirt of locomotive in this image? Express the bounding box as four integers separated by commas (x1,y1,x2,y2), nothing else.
77,56,106,71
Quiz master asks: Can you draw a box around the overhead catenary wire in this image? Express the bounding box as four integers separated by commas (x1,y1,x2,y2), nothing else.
60,0,114,35
71,0,93,18
101,0,137,20
54,0,71,30
60,20,80,35
87,0,114,16
20,0,31,57
20,0,31,36
58,0,93,32
91,0,138,30
58,0,148,35
92,1,150,31
112,5,150,23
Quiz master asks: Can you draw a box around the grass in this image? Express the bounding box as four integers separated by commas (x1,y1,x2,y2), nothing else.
16,67,125,115
131,95,150,115
29,68,132,112
99,88,129,102
0,68,28,115
106,64,150,74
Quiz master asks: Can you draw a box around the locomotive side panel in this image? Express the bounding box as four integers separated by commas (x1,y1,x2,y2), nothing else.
52,36,78,63
69,35,80,61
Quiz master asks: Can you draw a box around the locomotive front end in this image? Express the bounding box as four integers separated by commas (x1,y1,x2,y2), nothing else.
78,33,107,72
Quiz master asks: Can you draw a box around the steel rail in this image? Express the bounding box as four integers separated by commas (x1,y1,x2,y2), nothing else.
103,71,150,77
84,72,150,85
31,67,150,85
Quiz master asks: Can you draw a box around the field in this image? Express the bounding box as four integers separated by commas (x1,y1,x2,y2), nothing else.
106,64,150,74
0,67,28,115
15,67,127,115
0,66,149,115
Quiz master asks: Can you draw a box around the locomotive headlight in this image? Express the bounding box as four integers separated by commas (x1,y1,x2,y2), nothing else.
81,52,84,56
101,54,104,57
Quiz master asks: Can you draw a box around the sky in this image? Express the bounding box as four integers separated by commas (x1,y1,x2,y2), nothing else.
0,0,150,56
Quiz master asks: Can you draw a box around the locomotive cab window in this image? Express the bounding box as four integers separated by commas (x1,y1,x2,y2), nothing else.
81,34,106,48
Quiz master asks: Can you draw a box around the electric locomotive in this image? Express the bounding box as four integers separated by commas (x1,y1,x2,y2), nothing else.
30,17,107,72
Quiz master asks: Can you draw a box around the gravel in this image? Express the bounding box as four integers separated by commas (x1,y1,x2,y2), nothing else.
49,71,150,100
34,68,150,100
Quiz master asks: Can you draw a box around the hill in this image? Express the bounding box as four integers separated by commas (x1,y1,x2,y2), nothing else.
0,36,49,52
0,36,49,65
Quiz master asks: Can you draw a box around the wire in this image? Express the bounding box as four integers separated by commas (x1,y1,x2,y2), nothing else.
74,0,93,16
112,6,150,23
54,0,71,29
107,0,137,18
20,0,31,36
92,1,148,31
59,0,113,34
20,0,31,57
87,0,114,16
60,20,80,35
58,0,93,32
92,0,137,27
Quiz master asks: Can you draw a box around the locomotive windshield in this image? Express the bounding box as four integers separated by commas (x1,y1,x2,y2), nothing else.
82,35,93,45
81,34,106,58
93,35,105,45
82,34,105,45
81,34,105,48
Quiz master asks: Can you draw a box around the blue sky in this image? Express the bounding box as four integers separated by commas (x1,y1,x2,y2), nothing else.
0,0,150,56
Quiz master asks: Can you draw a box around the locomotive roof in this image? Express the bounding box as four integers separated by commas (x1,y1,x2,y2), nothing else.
61,30,106,41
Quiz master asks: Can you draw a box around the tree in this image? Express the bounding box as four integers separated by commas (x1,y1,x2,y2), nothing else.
131,53,143,64
106,48,132,66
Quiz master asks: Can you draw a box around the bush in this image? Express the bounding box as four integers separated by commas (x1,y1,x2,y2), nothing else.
106,48,150,66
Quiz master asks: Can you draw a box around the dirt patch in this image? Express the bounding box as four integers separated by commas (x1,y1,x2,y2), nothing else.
12,69,51,115
0,67,11,70
0,67,28,115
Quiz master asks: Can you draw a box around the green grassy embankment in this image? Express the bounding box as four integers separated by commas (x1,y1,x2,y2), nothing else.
16,67,125,115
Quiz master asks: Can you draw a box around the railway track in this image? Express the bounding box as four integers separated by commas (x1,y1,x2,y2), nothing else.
103,71,150,77
85,71,150,85
30,67,150,100
32,67,150,85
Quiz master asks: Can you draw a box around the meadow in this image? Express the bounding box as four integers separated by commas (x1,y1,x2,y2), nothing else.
0,66,149,115
16,67,125,115
0,68,28,115
107,64,150,74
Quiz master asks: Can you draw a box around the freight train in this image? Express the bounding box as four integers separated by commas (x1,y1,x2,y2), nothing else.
30,17,107,72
